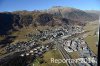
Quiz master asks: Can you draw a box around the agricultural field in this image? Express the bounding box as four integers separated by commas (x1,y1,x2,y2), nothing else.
84,20,99,55
32,50,66,66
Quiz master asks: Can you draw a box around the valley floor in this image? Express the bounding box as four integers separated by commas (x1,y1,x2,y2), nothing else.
0,20,99,66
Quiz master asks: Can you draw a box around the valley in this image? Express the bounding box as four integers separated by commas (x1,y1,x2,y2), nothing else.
0,6,99,66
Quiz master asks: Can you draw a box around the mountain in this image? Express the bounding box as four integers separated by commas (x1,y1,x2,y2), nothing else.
0,11,53,34
0,11,83,35
0,6,98,35
85,10,100,15
44,6,98,22
85,10,100,18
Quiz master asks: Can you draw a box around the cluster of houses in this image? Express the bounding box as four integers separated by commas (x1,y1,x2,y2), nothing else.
5,40,52,57
5,25,84,55
62,38,86,52
5,41,38,53
61,37,97,66
62,38,93,57
26,25,84,40
4,25,86,63
20,44,50,57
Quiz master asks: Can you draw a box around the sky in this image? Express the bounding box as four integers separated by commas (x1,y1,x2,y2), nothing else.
0,0,100,12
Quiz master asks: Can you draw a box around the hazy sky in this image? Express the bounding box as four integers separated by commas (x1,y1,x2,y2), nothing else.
0,0,100,12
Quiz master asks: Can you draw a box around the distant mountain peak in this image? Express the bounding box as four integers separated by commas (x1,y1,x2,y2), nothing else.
44,6,98,22
51,6,79,10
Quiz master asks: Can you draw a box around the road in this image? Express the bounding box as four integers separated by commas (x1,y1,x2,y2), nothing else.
54,37,77,66
54,30,97,66
53,31,88,66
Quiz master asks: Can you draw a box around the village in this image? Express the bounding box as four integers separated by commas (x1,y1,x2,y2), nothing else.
5,25,83,55
3,25,97,66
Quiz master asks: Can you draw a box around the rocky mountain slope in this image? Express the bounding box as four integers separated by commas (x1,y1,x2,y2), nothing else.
44,6,98,21
85,10,100,18
85,10,100,15
0,6,99,35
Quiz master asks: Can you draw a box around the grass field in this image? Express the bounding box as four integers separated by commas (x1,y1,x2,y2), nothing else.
84,21,99,55
68,51,80,59
11,25,59,44
0,48,6,56
85,35,98,55
0,36,5,41
32,50,66,66
67,21,99,58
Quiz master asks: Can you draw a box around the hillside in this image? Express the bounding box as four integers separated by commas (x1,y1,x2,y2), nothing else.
0,9,86,35
0,6,99,44
45,6,98,22
85,10,100,18
85,10,100,15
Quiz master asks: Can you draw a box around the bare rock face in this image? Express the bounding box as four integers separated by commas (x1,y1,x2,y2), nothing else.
36,13,53,25
45,6,98,21
0,13,15,34
0,12,54,34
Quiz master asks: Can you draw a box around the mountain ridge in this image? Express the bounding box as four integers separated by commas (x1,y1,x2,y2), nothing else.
0,6,99,35
44,6,98,21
